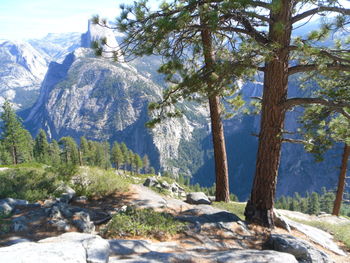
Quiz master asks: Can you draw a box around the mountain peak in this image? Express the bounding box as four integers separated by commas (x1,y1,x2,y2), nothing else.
81,20,121,59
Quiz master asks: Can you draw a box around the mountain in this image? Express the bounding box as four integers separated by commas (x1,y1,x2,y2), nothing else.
28,32,81,63
0,33,81,110
0,40,47,109
24,22,209,175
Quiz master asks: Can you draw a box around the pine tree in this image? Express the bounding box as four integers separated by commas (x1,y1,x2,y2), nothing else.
48,139,61,166
1,100,33,164
134,153,143,174
33,129,50,164
142,154,150,174
308,192,321,215
79,136,90,166
111,142,124,170
59,137,79,165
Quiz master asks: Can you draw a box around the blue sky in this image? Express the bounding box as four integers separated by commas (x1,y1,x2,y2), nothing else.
1,0,349,40
0,0,160,40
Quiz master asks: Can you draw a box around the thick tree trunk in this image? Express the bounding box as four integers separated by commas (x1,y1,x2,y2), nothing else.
200,9,230,202
332,143,350,216
244,0,293,227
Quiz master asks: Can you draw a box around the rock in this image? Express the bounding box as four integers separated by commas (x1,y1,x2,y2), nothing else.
0,232,110,263
208,195,216,202
177,205,240,224
267,234,333,263
160,181,171,190
56,202,73,218
43,199,57,208
12,216,28,232
281,216,347,256
109,249,298,263
3,198,29,207
73,211,95,233
2,237,31,246
73,196,88,203
49,205,63,220
55,184,76,203
49,219,71,231
186,192,211,205
0,201,13,215
274,211,291,232
109,239,180,256
143,177,159,187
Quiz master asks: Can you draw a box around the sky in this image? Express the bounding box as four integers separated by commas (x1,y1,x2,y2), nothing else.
0,0,349,40
0,0,160,40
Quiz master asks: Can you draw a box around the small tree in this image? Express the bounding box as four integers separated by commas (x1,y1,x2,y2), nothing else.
1,100,33,164
142,154,150,174
134,153,143,174
48,139,61,166
59,137,79,165
308,192,321,215
33,129,50,164
111,142,124,170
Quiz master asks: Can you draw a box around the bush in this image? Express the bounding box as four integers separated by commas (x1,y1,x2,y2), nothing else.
100,206,186,240
73,167,129,198
0,167,60,202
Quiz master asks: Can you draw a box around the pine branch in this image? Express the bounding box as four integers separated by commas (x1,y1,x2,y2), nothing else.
283,98,350,120
288,64,350,75
292,6,350,24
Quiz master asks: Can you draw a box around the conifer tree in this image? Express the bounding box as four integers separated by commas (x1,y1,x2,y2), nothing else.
308,192,321,215
111,142,124,170
79,136,90,166
48,139,61,166
59,137,79,165
33,129,50,164
142,154,150,174
1,100,33,164
134,153,143,174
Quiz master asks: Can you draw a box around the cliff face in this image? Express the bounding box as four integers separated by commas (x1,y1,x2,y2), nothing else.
0,40,48,109
25,22,208,174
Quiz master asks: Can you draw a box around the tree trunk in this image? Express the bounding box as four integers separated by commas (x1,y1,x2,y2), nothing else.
11,145,16,165
244,0,293,227
200,8,230,202
332,143,350,216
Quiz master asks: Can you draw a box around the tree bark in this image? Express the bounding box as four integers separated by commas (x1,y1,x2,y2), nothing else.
245,0,293,227
200,7,230,202
332,143,350,216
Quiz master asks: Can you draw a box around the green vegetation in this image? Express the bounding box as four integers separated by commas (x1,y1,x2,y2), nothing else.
100,206,186,240
0,167,60,202
213,201,246,221
0,214,11,233
73,167,129,198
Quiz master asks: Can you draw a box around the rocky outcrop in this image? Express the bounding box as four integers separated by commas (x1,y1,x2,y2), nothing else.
267,234,333,263
186,192,211,205
0,233,110,263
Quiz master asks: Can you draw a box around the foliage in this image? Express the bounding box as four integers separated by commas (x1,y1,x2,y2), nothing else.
0,100,33,164
73,167,129,198
100,206,186,240
0,167,60,202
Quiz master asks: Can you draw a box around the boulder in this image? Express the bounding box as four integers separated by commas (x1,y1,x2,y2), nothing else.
0,232,110,263
0,201,13,215
55,184,76,203
73,211,95,233
274,211,291,232
109,249,298,263
12,217,28,232
267,234,333,263
143,177,159,187
160,181,171,190
3,198,29,207
186,192,211,205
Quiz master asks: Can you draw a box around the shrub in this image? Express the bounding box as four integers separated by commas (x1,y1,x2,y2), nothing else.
0,167,60,202
100,206,186,240
73,167,129,198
